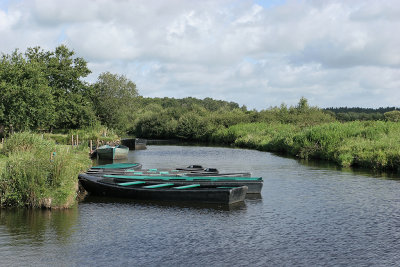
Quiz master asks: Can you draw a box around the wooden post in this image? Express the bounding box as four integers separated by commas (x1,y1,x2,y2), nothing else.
71,135,74,147
90,140,93,154
76,134,79,146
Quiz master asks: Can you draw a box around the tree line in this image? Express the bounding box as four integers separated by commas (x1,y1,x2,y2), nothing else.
0,46,139,135
1,46,400,139
324,107,399,122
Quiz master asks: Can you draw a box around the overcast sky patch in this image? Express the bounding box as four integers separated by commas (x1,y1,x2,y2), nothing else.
1,0,399,110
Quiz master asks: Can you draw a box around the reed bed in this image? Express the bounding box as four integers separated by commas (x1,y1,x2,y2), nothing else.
0,132,91,208
213,121,400,172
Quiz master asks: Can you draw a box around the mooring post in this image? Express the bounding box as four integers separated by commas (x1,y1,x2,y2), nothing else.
76,134,79,147
72,135,74,147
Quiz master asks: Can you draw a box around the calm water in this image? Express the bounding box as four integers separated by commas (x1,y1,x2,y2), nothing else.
1,145,400,266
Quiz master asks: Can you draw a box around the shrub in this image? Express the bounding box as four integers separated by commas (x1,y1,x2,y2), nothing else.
0,133,91,208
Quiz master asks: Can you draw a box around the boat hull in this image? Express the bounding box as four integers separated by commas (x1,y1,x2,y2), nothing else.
96,145,129,160
79,174,247,204
102,175,262,194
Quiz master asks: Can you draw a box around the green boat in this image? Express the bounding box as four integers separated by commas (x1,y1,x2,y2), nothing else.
96,145,129,160
78,173,248,204
102,174,263,194
84,163,263,194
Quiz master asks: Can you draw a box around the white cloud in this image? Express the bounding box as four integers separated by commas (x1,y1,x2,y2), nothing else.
1,0,400,109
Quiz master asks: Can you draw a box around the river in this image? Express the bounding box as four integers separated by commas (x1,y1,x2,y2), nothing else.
1,145,400,266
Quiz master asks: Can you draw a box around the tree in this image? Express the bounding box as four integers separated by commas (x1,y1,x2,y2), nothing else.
0,50,55,131
384,110,400,122
25,45,97,129
93,72,139,131
296,97,309,112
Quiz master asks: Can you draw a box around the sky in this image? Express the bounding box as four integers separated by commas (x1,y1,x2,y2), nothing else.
1,0,399,110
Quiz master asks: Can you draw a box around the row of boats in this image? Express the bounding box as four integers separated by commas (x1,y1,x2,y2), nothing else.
78,163,263,204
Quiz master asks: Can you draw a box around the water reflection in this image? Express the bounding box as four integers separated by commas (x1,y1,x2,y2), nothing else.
82,195,248,211
0,207,78,245
299,158,400,180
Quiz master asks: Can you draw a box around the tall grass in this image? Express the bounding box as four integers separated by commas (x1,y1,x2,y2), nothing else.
215,121,400,172
0,132,91,208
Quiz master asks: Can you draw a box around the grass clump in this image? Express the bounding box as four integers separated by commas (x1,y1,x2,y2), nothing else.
0,132,91,208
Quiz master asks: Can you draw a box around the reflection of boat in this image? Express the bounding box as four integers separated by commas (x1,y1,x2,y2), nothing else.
82,195,247,211
96,145,129,160
78,174,248,204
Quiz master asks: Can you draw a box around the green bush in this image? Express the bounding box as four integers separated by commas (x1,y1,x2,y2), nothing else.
0,133,91,208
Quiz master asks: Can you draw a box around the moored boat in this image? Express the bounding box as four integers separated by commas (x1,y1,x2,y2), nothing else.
88,163,142,174
96,145,129,160
134,138,147,150
78,173,248,204
84,163,262,193
87,164,250,177
101,174,263,194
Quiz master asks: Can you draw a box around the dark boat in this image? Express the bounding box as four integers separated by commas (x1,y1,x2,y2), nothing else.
176,165,205,171
120,138,147,150
134,138,147,150
78,173,248,204
96,145,129,160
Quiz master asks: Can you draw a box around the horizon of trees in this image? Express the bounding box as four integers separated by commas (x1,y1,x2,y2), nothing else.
1,46,399,138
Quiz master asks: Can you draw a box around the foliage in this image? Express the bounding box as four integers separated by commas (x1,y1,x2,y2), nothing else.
212,121,400,172
176,112,213,141
325,107,398,122
92,72,139,131
258,98,335,127
0,50,55,131
384,110,400,122
0,133,91,208
132,110,178,139
25,45,97,129
41,126,119,146
0,46,97,132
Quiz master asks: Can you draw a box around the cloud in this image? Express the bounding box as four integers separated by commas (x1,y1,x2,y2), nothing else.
1,0,400,109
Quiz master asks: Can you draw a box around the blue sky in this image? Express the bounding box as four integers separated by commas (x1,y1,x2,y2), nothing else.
1,0,399,110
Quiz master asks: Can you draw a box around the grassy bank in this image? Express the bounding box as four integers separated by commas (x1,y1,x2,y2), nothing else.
0,133,91,208
43,126,120,145
211,121,400,172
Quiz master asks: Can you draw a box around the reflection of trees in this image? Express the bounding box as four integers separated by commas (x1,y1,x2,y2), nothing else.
0,207,78,245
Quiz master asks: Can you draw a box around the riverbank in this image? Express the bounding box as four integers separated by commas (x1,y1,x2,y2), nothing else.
211,121,400,172
0,133,91,208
